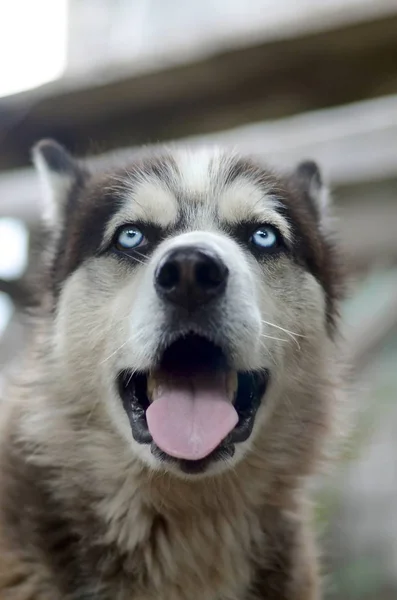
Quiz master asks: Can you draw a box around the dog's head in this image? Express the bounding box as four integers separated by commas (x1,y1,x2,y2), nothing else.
33,141,342,478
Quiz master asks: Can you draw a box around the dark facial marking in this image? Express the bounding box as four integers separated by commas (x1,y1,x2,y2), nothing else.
222,156,343,332
51,178,123,291
50,156,177,291
223,221,287,259
280,174,343,332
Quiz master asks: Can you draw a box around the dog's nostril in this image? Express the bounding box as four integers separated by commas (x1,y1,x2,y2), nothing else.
195,258,227,289
157,261,180,290
155,246,228,310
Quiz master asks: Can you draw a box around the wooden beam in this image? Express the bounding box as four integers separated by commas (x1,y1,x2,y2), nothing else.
2,93,397,209
1,13,397,170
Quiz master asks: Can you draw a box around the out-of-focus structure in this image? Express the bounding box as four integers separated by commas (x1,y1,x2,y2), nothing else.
0,2,396,598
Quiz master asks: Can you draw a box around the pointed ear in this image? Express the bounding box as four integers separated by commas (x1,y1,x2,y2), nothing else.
293,160,331,228
32,139,88,228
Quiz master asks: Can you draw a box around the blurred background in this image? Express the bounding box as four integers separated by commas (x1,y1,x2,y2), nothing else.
0,1,397,597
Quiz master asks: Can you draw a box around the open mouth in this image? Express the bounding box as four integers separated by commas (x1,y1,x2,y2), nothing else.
117,335,268,473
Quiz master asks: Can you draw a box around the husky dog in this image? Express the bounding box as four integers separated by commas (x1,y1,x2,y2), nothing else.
0,140,343,599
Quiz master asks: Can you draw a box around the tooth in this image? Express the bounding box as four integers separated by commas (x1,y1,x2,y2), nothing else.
147,372,156,403
226,371,238,403
147,371,168,403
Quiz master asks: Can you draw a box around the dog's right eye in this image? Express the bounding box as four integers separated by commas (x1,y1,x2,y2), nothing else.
115,225,146,251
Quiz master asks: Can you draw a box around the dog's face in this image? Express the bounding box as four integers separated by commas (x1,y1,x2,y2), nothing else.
33,141,340,477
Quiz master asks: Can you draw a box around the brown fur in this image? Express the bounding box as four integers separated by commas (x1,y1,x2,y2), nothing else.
0,144,344,599
0,397,323,599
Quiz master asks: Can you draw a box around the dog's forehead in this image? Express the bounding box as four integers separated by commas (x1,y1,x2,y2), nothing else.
106,148,285,233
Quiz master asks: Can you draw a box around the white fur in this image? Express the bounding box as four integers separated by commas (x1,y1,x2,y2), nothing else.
173,146,222,195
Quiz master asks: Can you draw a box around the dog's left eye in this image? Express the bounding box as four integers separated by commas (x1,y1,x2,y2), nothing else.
115,225,145,250
250,225,279,250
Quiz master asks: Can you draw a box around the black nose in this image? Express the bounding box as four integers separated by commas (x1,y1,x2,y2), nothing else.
155,246,229,310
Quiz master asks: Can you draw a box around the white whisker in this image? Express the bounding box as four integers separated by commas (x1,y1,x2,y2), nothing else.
134,249,149,262
99,337,132,365
117,250,147,266
261,320,304,338
126,370,136,386
133,256,146,266
260,319,304,349
260,333,289,344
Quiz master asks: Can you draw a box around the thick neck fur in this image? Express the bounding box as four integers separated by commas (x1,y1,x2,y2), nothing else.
0,314,336,600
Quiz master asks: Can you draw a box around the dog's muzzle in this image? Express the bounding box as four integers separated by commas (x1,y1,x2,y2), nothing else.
117,244,269,474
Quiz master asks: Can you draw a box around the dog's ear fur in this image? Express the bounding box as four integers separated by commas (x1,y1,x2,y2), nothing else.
32,139,88,230
292,160,331,229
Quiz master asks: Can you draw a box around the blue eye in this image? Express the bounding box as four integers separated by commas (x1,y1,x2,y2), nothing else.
116,225,145,250
250,225,279,249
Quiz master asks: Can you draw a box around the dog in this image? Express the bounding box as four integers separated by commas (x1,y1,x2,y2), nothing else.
0,140,344,599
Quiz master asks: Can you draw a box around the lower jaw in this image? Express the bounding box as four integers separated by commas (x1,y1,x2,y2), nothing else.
151,441,235,475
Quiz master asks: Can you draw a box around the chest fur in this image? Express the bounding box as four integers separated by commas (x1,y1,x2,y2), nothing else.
94,495,264,600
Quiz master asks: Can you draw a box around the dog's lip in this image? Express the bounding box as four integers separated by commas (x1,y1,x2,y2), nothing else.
116,335,269,469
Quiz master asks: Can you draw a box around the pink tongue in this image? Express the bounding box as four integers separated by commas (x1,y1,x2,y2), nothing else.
146,371,238,461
